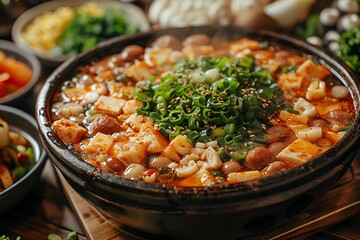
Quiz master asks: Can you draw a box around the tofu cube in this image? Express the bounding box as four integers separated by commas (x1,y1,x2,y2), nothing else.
139,125,169,154
277,138,323,165
229,38,261,55
296,59,330,80
306,79,326,101
182,45,214,60
178,168,215,187
63,88,87,102
84,132,113,154
144,48,172,67
124,61,153,82
323,131,346,143
52,118,87,144
296,126,323,142
118,141,148,164
279,110,309,125
278,73,305,90
163,145,181,162
227,171,262,183
260,60,281,75
287,123,309,132
294,97,317,117
94,95,126,115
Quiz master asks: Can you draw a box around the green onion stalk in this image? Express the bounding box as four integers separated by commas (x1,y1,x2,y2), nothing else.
133,56,286,156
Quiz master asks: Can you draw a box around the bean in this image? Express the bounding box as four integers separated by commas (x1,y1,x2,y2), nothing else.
183,34,211,46
121,45,144,61
331,86,349,99
79,74,95,87
149,156,172,170
123,163,146,179
327,110,352,123
266,125,296,143
310,118,329,129
152,35,182,50
268,142,288,156
261,161,287,176
264,134,280,144
221,161,242,175
105,157,127,173
245,147,273,170
109,55,125,67
89,115,122,135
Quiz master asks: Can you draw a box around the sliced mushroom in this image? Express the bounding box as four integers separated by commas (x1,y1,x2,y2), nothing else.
201,146,222,169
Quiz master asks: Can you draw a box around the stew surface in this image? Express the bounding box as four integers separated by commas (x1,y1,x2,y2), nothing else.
50,34,355,186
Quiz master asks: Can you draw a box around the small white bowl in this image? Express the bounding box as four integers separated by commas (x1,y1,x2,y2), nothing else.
12,0,151,67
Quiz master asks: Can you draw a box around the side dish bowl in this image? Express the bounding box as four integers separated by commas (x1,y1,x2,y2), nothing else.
36,26,360,239
11,0,151,67
0,105,47,214
0,40,41,105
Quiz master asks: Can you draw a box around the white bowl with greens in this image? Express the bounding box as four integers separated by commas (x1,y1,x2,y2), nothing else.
12,0,151,67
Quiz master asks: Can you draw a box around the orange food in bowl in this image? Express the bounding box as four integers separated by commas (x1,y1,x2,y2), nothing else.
0,51,33,98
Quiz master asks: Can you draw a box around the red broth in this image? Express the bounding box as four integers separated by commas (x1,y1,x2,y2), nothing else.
50,35,355,186
0,51,33,98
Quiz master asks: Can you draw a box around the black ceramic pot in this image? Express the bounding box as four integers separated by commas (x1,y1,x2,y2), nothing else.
36,26,360,240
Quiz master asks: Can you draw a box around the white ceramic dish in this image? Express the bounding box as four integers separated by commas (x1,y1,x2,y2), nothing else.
11,0,151,67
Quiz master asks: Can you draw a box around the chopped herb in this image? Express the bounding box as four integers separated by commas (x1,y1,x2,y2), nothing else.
296,14,320,39
336,27,360,74
54,9,138,55
134,56,286,153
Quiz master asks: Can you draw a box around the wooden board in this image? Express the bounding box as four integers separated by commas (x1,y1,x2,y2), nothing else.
57,156,360,240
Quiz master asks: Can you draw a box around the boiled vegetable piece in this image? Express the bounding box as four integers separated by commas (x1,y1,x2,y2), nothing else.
277,138,323,165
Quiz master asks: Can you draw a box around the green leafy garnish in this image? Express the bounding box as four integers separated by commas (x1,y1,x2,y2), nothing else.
336,27,360,74
296,14,320,39
54,9,138,55
134,56,286,152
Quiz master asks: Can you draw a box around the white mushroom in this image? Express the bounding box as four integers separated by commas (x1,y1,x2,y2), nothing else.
331,85,349,99
123,163,146,180
319,8,340,26
201,146,222,169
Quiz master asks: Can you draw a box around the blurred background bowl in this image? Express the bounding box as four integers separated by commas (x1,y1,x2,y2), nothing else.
11,0,151,67
0,105,47,214
0,39,41,105
0,0,40,38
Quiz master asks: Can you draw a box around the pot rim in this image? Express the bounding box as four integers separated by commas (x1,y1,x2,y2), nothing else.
36,26,360,196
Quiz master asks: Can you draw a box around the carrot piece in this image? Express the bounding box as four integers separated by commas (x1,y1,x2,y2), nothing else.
3,59,33,87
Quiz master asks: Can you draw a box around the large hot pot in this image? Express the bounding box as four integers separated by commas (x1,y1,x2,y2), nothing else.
36,26,360,239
